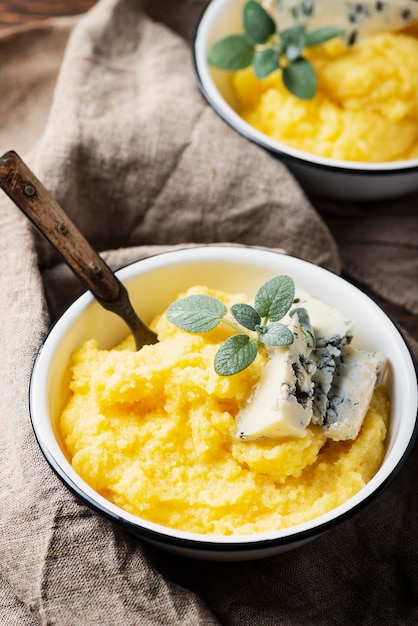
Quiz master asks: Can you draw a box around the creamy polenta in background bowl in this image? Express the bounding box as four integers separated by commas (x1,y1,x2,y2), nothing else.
30,247,418,561
194,0,418,201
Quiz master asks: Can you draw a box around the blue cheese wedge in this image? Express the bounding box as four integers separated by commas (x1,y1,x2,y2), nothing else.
324,345,387,440
292,290,354,425
311,344,344,424
236,313,315,440
263,0,418,45
235,287,387,443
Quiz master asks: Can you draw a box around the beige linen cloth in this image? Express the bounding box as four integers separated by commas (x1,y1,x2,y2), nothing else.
0,1,417,624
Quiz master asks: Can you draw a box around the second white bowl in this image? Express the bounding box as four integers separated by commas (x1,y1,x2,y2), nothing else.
193,0,418,202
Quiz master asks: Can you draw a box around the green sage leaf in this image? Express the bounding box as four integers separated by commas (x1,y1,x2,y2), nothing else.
208,34,254,71
280,25,306,61
282,57,317,100
214,334,258,376
231,303,261,331
305,27,345,48
166,294,227,333
253,48,280,79
290,307,316,349
260,323,294,347
254,275,295,321
243,0,276,45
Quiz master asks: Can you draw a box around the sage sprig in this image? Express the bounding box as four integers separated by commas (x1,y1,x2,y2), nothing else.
166,275,313,376
207,0,344,100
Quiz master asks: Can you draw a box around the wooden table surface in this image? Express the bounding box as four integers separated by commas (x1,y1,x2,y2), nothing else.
0,1,96,26
1,1,417,344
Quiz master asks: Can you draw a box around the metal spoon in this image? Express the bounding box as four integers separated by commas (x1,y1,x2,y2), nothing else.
0,150,158,350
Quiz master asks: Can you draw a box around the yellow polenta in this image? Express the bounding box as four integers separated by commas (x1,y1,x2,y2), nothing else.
231,31,418,162
60,286,389,536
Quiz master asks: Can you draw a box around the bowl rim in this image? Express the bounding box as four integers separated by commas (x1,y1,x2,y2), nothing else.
29,245,418,552
193,0,418,175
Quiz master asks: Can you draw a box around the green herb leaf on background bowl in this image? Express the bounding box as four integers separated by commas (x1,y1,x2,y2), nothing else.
207,0,344,100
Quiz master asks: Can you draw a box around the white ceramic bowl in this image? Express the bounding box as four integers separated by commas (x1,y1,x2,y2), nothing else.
193,0,418,202
30,246,417,560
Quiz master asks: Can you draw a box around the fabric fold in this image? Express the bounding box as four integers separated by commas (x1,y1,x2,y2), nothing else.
29,0,338,272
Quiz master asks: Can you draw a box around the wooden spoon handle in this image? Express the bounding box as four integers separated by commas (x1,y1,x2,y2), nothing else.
0,150,120,303
0,151,158,349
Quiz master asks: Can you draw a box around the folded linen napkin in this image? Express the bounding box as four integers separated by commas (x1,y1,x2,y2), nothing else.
0,1,417,625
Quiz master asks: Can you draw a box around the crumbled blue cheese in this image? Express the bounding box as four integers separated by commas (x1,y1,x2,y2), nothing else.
292,290,353,426
236,313,315,440
312,344,345,424
234,289,387,442
324,346,387,440
263,0,418,45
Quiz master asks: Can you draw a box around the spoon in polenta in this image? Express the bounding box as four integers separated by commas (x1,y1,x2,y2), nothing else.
0,150,158,350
